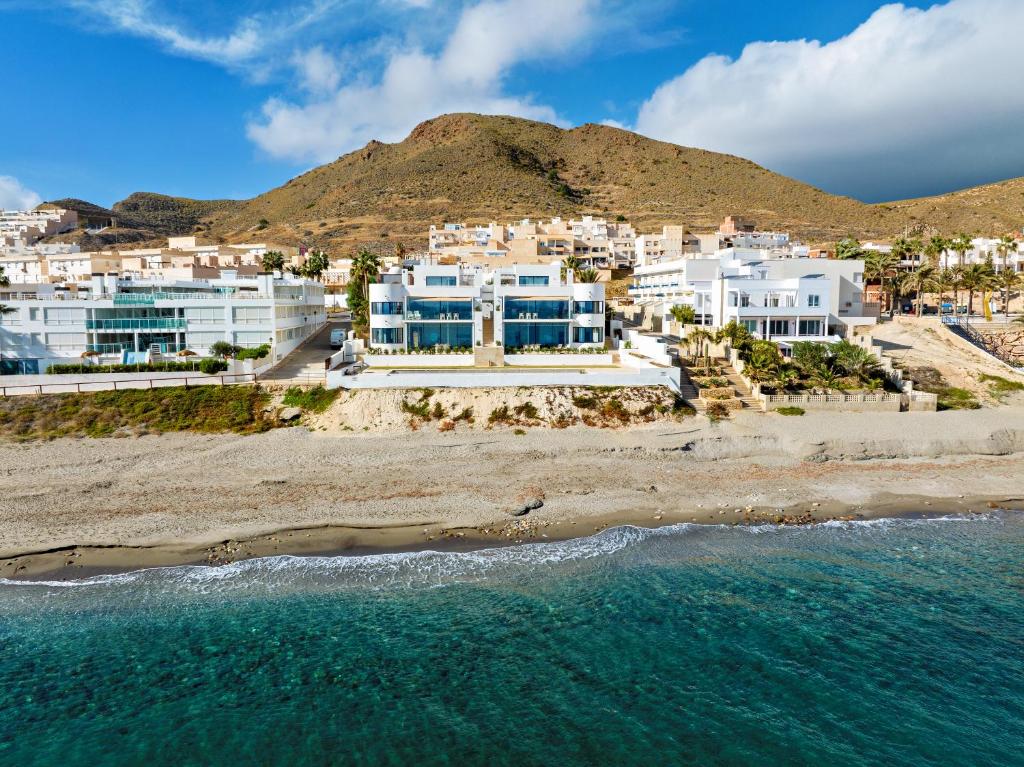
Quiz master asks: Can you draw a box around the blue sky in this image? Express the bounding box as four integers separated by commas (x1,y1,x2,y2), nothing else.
2,0,1021,209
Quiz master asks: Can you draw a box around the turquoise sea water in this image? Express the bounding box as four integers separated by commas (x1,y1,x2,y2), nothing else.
1,514,1023,766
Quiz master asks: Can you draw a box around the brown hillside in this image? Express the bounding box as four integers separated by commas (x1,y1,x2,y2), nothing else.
46,114,1024,253
875,177,1024,235
208,113,899,250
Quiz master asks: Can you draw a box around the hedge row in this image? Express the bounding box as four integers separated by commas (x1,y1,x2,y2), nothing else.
48,360,228,375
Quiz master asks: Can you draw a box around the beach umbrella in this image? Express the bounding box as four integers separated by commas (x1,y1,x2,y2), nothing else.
80,350,100,358
176,349,197,357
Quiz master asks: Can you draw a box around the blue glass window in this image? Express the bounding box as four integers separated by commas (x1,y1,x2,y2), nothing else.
572,301,604,314
425,276,457,287
370,302,404,315
517,275,549,286
406,298,472,320
372,327,404,344
504,298,569,320
406,323,473,349
573,326,604,344
503,323,569,348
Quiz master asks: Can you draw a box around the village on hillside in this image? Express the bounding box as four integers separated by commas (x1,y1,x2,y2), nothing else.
1,205,1022,417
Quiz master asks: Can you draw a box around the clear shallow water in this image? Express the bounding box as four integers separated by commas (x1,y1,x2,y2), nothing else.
1,515,1022,767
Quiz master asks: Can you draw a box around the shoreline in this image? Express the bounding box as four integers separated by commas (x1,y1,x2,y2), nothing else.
3,494,1019,582
3,408,1024,582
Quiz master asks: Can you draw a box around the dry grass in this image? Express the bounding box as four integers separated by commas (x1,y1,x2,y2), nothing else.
0,386,273,440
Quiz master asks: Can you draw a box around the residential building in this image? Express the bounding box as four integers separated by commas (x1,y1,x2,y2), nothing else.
368,263,604,351
936,237,1024,272
629,251,875,347
0,272,325,374
0,207,78,249
427,217,635,269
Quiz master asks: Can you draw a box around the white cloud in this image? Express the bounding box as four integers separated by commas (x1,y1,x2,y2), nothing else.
634,0,1024,200
247,0,596,162
64,0,261,66
292,45,342,95
0,176,42,210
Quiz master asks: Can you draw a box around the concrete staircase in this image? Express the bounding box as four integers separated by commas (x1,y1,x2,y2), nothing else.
721,366,763,410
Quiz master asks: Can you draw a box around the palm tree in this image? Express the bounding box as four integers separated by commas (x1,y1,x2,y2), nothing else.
561,255,581,281
349,249,381,327
948,265,964,315
812,367,842,393
888,271,909,313
996,269,1021,318
960,263,995,317
996,235,1019,314
890,237,912,269
906,264,936,317
686,327,715,369
864,250,899,311
742,342,782,383
925,235,948,269
715,319,752,353
261,250,285,272
834,237,865,260
576,267,600,283
773,366,799,393
907,236,924,270
302,250,329,281
950,233,974,268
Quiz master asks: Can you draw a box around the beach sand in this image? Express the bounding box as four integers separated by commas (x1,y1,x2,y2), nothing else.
2,407,1023,579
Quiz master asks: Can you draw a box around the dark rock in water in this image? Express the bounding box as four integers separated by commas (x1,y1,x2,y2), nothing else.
511,497,544,516
279,407,302,422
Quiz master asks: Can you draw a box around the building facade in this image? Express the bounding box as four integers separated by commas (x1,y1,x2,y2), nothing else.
368,264,605,352
629,251,875,345
0,272,325,374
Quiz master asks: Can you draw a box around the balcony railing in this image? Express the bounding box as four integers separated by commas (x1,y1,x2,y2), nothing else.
86,318,187,330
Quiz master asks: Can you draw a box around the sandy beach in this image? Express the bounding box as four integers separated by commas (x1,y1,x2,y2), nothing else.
2,405,1024,579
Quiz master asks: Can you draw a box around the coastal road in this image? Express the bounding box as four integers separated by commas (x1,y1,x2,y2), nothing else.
261,317,352,385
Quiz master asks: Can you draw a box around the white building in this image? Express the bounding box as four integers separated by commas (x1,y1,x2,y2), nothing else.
936,237,1024,272
630,251,875,346
0,207,78,249
368,263,605,352
0,272,325,374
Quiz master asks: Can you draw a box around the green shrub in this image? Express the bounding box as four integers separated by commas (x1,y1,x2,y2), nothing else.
513,428,527,436
282,385,339,413
198,359,228,375
47,360,227,375
514,401,539,419
236,344,271,361
452,407,474,423
400,397,431,419
572,394,598,409
488,405,512,424
776,406,806,416
431,401,446,420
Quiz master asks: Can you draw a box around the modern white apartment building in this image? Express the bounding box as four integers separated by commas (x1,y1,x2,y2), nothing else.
368,264,605,351
0,272,325,374
629,251,875,344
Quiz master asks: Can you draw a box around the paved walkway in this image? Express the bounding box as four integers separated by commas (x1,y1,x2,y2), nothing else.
260,321,350,386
